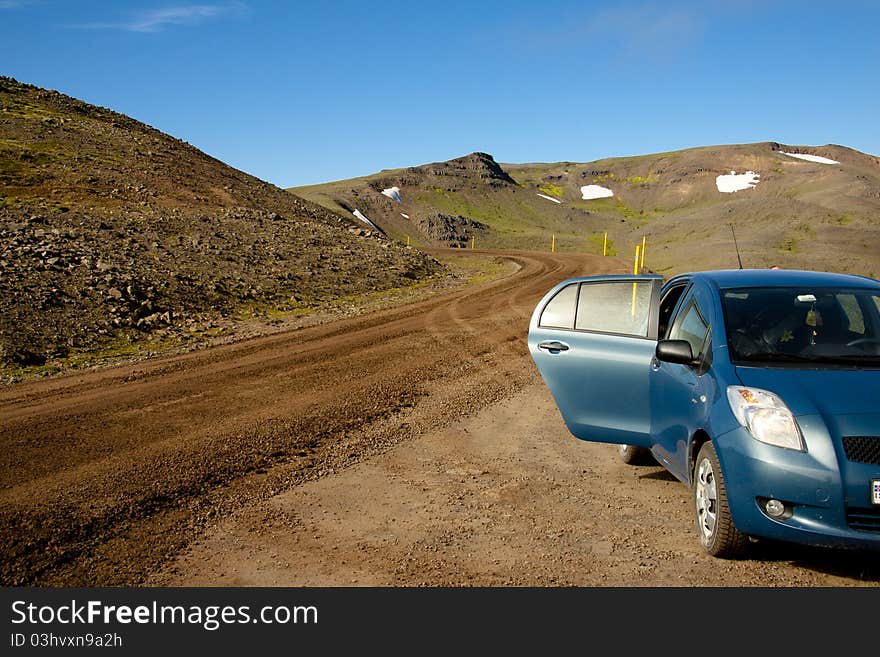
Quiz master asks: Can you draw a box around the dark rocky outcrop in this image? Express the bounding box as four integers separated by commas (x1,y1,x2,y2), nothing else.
414,212,488,247
409,152,517,188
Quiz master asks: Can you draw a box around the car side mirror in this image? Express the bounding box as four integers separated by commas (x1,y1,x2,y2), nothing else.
655,339,696,365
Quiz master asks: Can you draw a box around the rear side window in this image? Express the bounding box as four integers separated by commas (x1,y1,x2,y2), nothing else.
539,283,578,329
576,281,653,337
539,280,655,337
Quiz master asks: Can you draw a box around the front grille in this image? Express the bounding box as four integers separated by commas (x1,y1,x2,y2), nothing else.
842,436,880,465
846,507,880,532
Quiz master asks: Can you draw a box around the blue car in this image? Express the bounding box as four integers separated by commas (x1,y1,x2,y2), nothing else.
528,269,880,557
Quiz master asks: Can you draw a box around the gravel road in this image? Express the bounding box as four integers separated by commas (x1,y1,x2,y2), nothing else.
155,383,879,586
2,251,877,586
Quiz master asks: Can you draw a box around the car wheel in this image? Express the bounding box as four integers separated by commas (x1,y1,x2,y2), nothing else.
617,444,652,465
694,442,749,558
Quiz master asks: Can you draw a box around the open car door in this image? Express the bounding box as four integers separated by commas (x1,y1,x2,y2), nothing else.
528,275,663,447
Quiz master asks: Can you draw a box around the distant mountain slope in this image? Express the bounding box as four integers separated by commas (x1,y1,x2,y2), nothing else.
0,77,439,371
292,143,880,277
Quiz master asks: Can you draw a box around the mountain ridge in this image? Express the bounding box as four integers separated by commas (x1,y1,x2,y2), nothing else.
292,142,880,275
0,77,441,372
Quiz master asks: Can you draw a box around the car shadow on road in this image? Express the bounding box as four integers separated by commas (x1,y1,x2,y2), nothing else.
746,540,880,582
623,459,877,583
636,467,678,482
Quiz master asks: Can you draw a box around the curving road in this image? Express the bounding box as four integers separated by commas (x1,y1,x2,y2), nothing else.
0,250,609,585
5,250,876,587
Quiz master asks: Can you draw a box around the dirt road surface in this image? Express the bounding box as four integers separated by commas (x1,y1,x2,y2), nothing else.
156,382,880,586
2,251,877,586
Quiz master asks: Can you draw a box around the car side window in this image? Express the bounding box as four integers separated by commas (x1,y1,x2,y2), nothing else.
838,293,866,336
668,299,710,359
539,283,578,329
658,283,689,339
575,281,653,337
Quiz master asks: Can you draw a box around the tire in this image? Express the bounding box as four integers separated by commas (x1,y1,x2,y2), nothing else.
617,444,653,465
693,441,749,558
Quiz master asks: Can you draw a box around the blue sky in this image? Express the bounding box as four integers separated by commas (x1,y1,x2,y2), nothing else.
2,1,878,186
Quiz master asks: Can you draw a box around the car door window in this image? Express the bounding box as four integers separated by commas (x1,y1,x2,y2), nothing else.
658,283,689,339
575,281,653,337
539,283,578,329
668,300,710,359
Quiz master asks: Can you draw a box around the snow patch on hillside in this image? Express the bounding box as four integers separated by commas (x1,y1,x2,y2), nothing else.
781,152,840,165
580,184,614,200
537,193,562,204
381,186,403,202
716,171,760,193
352,209,378,229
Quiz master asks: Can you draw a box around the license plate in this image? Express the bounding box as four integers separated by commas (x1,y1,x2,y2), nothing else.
873,480,880,506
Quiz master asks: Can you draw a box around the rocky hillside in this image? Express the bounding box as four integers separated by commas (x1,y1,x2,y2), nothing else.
0,77,440,373
292,143,880,277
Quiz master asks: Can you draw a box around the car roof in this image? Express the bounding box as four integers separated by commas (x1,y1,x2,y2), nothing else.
671,269,880,290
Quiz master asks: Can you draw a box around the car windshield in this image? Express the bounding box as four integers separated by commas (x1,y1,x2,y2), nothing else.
721,286,880,366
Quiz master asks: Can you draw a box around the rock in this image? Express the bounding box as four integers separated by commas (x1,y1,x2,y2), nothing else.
3,347,46,367
415,212,488,247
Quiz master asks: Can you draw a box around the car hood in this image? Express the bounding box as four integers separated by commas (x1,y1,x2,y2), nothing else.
734,366,880,417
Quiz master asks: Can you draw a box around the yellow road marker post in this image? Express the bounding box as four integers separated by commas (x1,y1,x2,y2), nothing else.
603,232,607,256
631,245,640,317
551,234,556,253
471,235,475,250
640,235,646,270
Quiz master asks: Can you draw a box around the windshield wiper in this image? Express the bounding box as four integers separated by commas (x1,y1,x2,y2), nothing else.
736,352,822,363
812,355,880,365
736,352,880,365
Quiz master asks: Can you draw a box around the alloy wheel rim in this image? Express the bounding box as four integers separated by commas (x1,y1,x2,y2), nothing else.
695,458,717,543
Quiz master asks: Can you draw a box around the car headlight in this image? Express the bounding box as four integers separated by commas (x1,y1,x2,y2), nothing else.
726,386,805,451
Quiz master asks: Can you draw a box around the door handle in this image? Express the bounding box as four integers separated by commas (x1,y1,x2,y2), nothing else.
538,341,570,352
